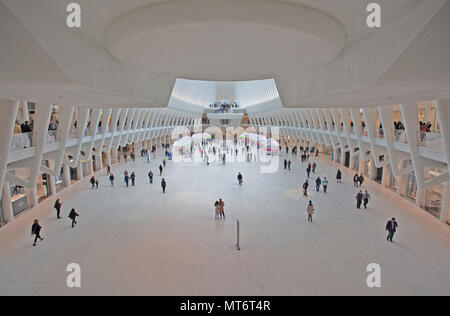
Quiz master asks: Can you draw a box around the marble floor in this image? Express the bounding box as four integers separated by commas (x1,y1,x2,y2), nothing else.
0,148,449,296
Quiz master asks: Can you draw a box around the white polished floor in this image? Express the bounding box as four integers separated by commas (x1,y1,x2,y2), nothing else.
0,149,449,296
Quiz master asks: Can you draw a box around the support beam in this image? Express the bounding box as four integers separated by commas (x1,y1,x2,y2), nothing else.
400,103,426,190
2,181,14,223
0,100,19,200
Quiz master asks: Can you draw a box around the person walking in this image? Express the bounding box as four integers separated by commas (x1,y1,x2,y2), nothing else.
159,164,163,176
95,179,99,189
322,177,329,193
353,173,359,187
363,190,371,209
68,208,79,228
284,159,288,170
31,219,44,247
107,165,111,176
312,162,317,173
130,172,136,186
54,199,62,219
358,174,365,187
109,173,115,186
302,180,309,197
124,173,129,187
315,177,322,192
306,164,312,178
214,201,221,219
237,172,243,185
288,160,291,171
386,218,398,242
336,169,343,184
161,178,167,194
306,201,315,223
163,159,166,167
356,191,363,209
148,171,154,184
219,199,225,219
90,176,96,189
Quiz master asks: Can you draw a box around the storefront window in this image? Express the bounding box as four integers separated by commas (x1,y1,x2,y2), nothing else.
375,167,383,184
36,161,51,203
10,184,29,216
55,167,65,193
37,174,51,203
389,166,399,191
406,172,417,201
352,156,359,171
70,167,78,184
424,184,443,219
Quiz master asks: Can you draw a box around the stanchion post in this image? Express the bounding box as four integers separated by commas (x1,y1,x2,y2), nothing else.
236,219,241,251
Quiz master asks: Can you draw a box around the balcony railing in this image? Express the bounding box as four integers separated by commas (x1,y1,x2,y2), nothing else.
10,133,32,152
417,132,443,151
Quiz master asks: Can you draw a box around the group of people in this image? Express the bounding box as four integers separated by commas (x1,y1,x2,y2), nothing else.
90,176,99,189
13,120,33,134
123,171,137,187
356,190,371,209
353,173,365,187
214,199,226,219
31,199,79,247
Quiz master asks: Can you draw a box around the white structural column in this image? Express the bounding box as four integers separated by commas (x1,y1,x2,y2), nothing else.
0,100,19,211
397,160,409,196
18,101,30,122
47,160,57,195
77,159,83,180
400,103,426,190
441,182,450,224
63,164,71,188
436,99,450,223
2,181,13,223
382,163,391,187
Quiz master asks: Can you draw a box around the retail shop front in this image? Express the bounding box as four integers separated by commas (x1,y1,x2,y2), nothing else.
423,169,445,219
55,167,66,193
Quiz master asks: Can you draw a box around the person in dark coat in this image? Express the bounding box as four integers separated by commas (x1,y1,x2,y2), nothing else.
90,176,96,189
109,173,115,186
159,165,163,176
54,199,62,219
356,191,363,209
130,172,136,186
386,218,398,242
148,171,154,184
315,177,322,192
237,172,243,185
68,208,79,228
31,219,43,246
302,180,309,197
336,169,343,184
306,164,312,178
358,175,365,187
161,178,167,194
363,191,371,209
353,173,359,187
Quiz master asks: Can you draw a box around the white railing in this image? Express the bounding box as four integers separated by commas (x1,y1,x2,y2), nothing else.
10,133,32,151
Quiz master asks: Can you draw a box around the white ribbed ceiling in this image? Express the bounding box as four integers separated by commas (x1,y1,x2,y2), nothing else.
168,79,283,113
